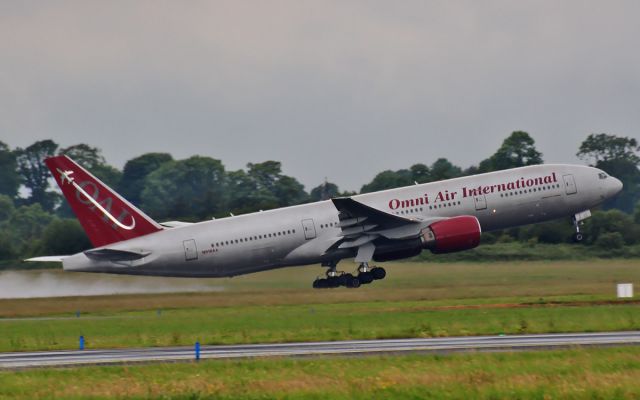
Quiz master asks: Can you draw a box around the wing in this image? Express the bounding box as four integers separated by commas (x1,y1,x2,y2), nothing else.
330,197,444,262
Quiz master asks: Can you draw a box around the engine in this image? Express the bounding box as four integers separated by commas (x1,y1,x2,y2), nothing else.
420,215,481,254
371,215,482,261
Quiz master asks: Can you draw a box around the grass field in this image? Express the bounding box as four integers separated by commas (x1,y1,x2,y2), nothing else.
0,260,638,352
1,347,639,399
1,259,639,399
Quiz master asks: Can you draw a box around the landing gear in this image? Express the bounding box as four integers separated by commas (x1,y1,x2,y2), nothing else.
572,211,590,243
313,261,361,289
312,262,386,289
357,263,386,285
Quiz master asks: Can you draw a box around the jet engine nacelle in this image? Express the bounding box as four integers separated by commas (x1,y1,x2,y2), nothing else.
420,216,481,254
371,215,482,261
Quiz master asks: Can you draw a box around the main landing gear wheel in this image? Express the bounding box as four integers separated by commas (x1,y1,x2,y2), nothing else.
357,272,374,284
371,267,386,280
573,232,584,242
312,274,360,289
345,274,360,288
312,262,386,289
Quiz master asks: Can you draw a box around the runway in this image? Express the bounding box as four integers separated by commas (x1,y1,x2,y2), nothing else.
1,331,639,369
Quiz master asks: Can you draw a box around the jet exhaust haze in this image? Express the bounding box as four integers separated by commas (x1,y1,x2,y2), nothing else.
0,270,224,299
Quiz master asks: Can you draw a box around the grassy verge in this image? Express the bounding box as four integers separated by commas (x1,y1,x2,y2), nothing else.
0,260,638,352
2,259,639,318
416,242,640,262
1,347,640,399
1,300,639,352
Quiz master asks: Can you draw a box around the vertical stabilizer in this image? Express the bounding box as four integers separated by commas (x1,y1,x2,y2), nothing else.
45,155,163,247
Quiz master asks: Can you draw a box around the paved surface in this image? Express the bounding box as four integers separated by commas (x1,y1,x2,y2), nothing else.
2,331,639,369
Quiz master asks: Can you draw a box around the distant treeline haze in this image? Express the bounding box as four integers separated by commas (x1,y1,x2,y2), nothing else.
0,131,638,262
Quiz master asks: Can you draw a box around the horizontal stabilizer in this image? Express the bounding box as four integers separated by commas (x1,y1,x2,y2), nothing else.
84,248,151,261
160,221,195,228
24,256,69,263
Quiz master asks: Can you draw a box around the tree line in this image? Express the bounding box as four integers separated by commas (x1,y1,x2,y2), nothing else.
0,131,638,263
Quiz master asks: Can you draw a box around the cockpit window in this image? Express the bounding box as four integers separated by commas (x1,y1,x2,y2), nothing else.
598,172,608,179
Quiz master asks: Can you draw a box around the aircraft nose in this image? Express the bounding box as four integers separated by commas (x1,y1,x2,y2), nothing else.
608,177,623,198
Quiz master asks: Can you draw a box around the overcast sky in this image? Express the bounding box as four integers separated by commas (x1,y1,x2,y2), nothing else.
1,1,639,191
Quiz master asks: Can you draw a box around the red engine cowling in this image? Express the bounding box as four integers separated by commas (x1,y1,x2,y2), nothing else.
420,216,481,254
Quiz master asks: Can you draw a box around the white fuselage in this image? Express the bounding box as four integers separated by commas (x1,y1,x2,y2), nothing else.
62,164,622,277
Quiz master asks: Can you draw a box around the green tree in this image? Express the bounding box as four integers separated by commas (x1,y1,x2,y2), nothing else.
429,158,462,181
225,170,257,213
410,164,431,183
360,170,414,193
40,219,91,255
360,160,462,193
582,209,638,245
0,194,17,260
59,144,105,169
227,161,308,213
310,181,340,201
479,131,543,172
274,175,308,207
6,203,55,256
0,231,16,260
119,153,174,206
577,133,640,212
141,156,227,220
0,194,15,222
594,231,625,250
0,141,19,199
577,134,640,165
15,140,59,211
518,220,574,244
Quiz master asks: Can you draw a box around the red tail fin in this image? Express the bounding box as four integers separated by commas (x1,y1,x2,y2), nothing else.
45,155,163,247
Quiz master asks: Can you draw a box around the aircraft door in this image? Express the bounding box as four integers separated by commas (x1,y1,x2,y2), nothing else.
473,194,487,211
183,239,198,261
563,174,577,195
301,219,317,240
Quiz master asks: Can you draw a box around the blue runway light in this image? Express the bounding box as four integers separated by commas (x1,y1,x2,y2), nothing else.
79,336,85,350
195,342,200,361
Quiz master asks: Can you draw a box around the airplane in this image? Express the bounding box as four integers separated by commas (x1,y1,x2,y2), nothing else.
27,155,623,289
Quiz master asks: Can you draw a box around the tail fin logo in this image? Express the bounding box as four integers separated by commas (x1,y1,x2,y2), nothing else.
56,168,136,231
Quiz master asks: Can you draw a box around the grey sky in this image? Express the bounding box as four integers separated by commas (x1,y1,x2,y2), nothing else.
1,1,639,192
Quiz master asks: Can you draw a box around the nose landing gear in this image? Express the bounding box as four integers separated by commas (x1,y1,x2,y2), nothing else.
312,262,386,289
572,210,591,242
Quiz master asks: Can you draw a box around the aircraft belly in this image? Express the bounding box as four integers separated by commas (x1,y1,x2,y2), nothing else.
477,193,570,232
